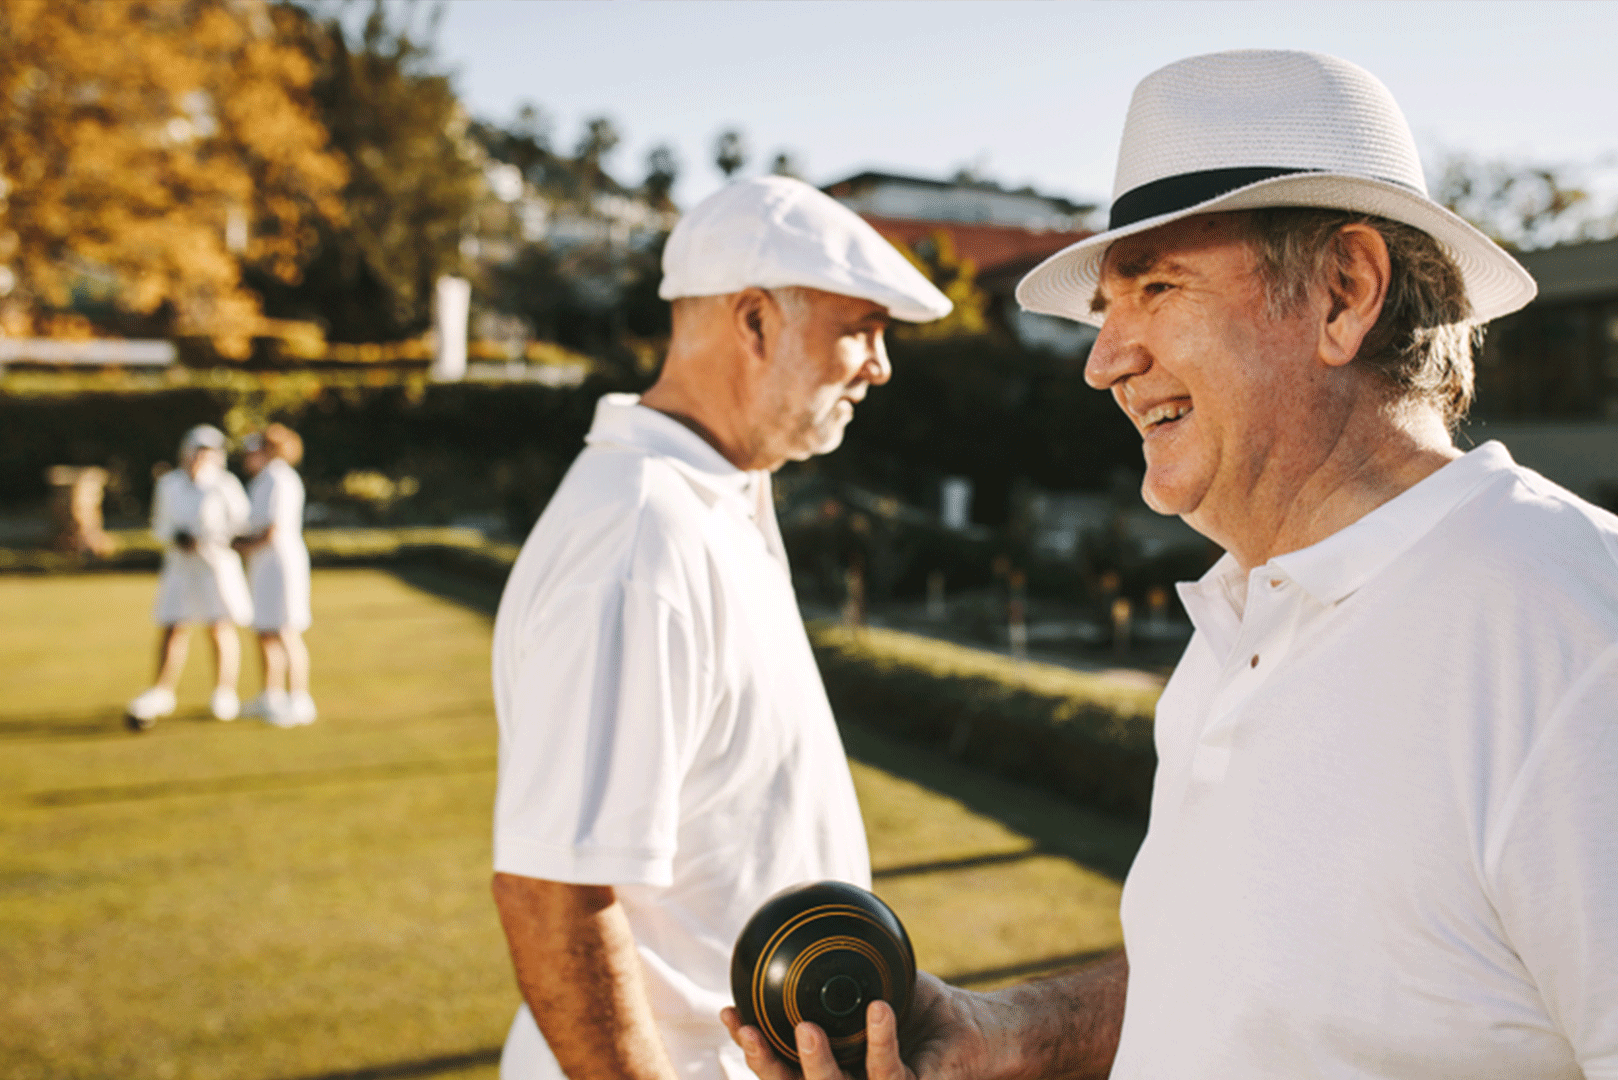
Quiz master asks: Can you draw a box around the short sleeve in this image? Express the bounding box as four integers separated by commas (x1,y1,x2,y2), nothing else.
248,474,273,533
151,474,175,542
271,469,302,534
223,474,251,535
1489,641,1618,1077
493,578,706,888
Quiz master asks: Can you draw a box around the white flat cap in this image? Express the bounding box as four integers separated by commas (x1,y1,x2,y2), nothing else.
660,176,952,323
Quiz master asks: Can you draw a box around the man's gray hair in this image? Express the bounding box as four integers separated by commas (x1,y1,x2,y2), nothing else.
1240,208,1481,431
669,285,815,325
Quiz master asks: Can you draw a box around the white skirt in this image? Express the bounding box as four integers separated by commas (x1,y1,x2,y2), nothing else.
248,541,312,632
153,548,254,626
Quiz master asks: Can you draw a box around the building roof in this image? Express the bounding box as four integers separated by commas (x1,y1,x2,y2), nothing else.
859,214,1092,284
824,170,1096,217
1516,236,1618,305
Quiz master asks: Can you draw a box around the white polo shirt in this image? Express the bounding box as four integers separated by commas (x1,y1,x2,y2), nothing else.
492,394,870,1080
1113,442,1618,1080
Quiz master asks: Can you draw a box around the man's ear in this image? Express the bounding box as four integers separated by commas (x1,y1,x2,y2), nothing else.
731,288,776,367
1318,223,1391,368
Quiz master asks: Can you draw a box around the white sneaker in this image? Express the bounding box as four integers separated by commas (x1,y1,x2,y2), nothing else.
210,688,241,721
263,692,312,729
126,687,177,730
289,693,318,726
241,691,286,720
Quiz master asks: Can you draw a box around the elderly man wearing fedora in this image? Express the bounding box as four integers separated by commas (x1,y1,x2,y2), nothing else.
489,176,951,1080
727,50,1618,1080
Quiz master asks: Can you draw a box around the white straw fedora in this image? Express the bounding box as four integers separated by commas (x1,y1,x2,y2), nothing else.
1016,50,1537,327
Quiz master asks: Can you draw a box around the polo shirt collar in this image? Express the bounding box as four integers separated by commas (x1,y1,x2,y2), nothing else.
583,392,781,536
1180,441,1517,640
1274,440,1514,606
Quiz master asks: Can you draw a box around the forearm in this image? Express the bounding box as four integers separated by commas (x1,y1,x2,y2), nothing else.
724,949,1128,1080
991,949,1128,1080
492,873,678,1080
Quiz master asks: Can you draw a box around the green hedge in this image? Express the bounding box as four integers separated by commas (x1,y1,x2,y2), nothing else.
0,527,518,583
2,533,1160,818
0,371,623,533
810,622,1159,819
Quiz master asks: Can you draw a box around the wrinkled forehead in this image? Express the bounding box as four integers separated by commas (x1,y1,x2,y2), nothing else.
1101,213,1253,279
1092,213,1259,309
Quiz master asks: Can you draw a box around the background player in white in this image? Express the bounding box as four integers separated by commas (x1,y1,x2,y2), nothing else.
126,424,253,729
489,177,951,1080
234,423,315,728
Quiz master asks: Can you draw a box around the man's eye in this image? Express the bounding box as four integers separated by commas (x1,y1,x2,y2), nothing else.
1143,281,1174,296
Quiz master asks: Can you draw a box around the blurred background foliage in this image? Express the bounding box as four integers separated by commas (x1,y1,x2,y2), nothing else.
0,0,347,352
248,1,481,343
3,0,1612,636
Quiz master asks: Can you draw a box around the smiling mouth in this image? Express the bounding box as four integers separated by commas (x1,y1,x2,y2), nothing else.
1140,400,1192,433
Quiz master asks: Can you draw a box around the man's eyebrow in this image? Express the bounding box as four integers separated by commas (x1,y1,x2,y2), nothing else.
1108,249,1190,281
1092,250,1196,312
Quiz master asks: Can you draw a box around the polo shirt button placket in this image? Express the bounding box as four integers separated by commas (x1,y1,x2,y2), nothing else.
1192,572,1298,785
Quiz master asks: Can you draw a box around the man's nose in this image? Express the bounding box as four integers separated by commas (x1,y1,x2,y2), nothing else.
864,332,892,386
1084,312,1150,390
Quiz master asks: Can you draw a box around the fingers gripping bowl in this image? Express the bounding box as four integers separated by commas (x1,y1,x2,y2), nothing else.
730,880,917,1068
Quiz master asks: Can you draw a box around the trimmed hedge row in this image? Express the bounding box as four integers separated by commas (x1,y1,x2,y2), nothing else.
810,623,1159,819
2,534,1160,819
0,527,518,583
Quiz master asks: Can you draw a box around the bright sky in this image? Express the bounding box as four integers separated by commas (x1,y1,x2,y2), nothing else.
428,0,1618,211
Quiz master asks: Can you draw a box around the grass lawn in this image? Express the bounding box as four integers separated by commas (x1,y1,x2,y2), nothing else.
1,569,1140,1080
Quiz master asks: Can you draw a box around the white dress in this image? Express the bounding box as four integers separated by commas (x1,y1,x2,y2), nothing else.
151,465,254,626
246,458,312,632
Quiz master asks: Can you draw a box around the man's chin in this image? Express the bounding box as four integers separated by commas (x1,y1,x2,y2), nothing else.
1141,475,1196,518
799,423,848,460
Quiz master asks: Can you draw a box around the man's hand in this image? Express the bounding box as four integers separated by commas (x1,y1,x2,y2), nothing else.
721,972,1012,1080
722,952,1127,1080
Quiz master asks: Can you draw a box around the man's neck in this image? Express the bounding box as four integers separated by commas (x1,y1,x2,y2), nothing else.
1199,403,1460,571
639,377,768,472
643,402,736,466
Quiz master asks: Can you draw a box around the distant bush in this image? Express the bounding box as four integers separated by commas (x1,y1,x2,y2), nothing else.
0,526,518,580
810,622,1159,818
0,371,626,536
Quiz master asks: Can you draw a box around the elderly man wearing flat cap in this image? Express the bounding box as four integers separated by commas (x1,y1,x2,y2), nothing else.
489,176,951,1080
729,50,1618,1080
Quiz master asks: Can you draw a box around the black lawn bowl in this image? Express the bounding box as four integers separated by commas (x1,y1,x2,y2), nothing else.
731,880,916,1070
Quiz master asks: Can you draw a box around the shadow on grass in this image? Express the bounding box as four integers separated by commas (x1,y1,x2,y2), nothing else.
873,847,1045,880
841,720,1146,885
276,1046,501,1080
27,756,495,807
0,707,282,741
388,564,503,618
944,947,1119,990
0,711,131,740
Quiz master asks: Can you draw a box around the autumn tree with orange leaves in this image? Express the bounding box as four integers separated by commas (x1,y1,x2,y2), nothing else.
0,0,346,352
